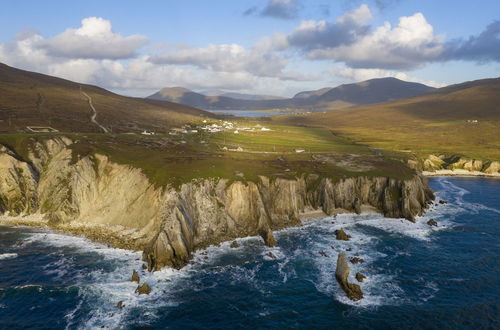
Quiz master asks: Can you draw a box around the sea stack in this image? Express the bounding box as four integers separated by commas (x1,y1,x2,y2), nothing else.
335,252,363,301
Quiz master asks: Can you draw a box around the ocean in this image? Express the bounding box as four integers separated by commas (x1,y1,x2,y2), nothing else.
0,177,499,329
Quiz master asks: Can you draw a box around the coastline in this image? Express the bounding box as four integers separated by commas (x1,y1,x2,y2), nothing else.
422,170,500,178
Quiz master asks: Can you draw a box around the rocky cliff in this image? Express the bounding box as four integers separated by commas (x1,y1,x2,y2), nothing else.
418,154,500,177
0,137,434,270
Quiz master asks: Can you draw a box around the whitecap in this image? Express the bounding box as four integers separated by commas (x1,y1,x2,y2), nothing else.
0,253,18,260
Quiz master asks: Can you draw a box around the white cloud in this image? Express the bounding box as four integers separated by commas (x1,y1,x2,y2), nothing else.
289,5,445,70
150,41,312,81
39,17,148,59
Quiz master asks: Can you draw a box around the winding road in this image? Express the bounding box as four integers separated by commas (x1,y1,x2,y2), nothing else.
80,87,109,133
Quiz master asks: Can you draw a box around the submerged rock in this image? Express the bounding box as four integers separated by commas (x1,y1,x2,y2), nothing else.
266,252,277,259
131,270,140,283
335,228,351,241
230,240,240,248
335,252,363,301
350,257,364,264
427,219,438,227
135,283,152,295
355,273,366,282
116,301,125,309
319,251,328,257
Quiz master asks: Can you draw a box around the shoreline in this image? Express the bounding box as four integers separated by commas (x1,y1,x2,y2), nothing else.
422,170,500,179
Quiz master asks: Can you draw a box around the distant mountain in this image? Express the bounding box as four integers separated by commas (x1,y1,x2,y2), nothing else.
148,78,435,111
0,63,211,133
216,92,285,101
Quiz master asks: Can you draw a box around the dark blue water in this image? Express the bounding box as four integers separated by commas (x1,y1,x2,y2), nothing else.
1,177,499,329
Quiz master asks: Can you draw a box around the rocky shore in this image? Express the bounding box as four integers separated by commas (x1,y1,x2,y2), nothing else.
0,137,434,273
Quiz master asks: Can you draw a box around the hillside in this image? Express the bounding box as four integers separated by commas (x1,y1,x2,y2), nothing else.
278,77,500,160
0,63,212,133
148,78,434,111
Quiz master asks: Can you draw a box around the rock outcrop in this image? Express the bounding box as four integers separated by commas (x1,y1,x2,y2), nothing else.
0,137,435,271
335,228,350,241
419,154,500,177
135,283,152,295
335,252,363,301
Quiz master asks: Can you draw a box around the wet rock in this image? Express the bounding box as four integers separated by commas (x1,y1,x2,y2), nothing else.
131,270,140,283
230,240,240,248
330,246,335,250
439,200,447,204
319,251,328,257
346,248,352,251
335,228,351,241
355,273,366,282
427,219,438,227
260,227,276,247
15,241,23,246
335,252,363,301
116,301,125,309
350,257,364,264
141,264,147,270
135,283,152,295
266,252,277,259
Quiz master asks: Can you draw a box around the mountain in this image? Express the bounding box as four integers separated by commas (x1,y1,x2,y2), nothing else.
148,78,435,111
216,92,285,101
0,63,211,133
282,77,500,159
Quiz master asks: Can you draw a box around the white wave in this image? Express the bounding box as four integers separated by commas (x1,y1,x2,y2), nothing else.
0,253,18,260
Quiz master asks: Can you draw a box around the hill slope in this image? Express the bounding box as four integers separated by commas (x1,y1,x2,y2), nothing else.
148,78,434,111
0,63,211,133
280,77,500,159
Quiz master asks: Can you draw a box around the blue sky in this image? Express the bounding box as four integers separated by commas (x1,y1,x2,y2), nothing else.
1,0,499,96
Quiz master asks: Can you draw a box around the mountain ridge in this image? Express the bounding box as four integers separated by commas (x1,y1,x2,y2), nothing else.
148,77,435,111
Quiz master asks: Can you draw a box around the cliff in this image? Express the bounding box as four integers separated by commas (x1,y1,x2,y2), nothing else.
418,154,500,177
0,137,434,270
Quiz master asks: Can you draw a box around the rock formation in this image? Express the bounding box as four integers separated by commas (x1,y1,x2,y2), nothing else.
355,273,366,282
131,270,140,283
335,252,363,301
135,283,152,295
420,154,500,177
0,137,435,271
427,219,438,227
335,228,350,241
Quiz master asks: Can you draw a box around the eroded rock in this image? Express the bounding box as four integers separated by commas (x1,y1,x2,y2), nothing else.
335,252,363,301
355,273,366,282
135,283,152,295
131,270,140,283
335,228,351,241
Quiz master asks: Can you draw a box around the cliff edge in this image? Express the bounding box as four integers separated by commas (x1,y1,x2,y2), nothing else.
0,137,434,270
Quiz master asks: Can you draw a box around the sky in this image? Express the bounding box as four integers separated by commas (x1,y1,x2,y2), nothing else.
1,0,499,97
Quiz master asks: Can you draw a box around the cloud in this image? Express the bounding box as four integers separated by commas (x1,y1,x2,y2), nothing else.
149,41,312,81
288,4,372,50
444,21,500,63
288,6,444,70
244,0,300,20
326,65,446,87
38,17,148,59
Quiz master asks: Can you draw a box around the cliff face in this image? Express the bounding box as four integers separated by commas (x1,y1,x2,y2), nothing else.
419,154,500,177
0,137,434,270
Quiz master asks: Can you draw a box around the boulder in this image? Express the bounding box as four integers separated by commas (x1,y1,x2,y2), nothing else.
439,200,447,204
135,283,152,295
131,270,140,283
427,219,438,227
142,264,147,270
230,240,240,248
355,273,366,282
335,228,351,241
335,252,363,301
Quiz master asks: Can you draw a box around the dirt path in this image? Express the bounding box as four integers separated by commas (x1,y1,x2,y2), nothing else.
80,88,109,133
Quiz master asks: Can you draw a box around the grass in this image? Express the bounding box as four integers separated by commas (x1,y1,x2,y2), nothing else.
0,120,416,189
